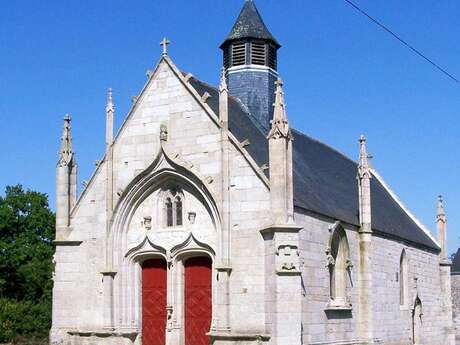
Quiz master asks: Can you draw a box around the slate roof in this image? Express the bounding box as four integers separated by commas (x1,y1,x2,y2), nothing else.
452,249,460,273
187,76,439,251
220,0,280,48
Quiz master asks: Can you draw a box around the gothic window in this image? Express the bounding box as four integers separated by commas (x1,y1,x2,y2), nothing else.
166,198,173,227
175,196,183,226
400,250,407,306
162,188,184,227
327,226,352,307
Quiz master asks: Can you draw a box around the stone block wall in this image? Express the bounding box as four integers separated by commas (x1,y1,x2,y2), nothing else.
371,236,447,345
296,210,360,345
296,208,449,345
451,274,460,339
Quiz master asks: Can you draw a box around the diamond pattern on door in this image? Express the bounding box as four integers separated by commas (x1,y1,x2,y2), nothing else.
142,259,167,345
185,256,212,345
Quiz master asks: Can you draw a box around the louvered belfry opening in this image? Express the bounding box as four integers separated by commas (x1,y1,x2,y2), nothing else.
250,41,265,65
223,40,278,70
232,41,247,66
220,0,281,133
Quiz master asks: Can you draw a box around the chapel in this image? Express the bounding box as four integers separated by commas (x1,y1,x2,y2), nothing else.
51,1,455,345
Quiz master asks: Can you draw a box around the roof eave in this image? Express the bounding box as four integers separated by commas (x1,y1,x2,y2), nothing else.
219,37,281,50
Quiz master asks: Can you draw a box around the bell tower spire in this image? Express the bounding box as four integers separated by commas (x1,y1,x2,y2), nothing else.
220,0,281,134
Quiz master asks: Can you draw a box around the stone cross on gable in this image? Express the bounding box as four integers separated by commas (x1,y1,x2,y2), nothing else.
160,37,171,56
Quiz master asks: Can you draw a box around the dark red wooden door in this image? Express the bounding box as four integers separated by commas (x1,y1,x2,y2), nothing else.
142,259,167,345
185,256,212,345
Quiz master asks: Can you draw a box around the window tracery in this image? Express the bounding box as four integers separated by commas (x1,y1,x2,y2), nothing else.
162,187,184,228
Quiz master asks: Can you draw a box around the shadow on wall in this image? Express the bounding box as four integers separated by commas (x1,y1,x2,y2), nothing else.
324,309,353,320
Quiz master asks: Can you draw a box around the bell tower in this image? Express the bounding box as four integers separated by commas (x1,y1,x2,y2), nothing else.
220,0,280,134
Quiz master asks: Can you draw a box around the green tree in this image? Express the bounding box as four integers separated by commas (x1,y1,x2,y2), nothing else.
0,185,55,342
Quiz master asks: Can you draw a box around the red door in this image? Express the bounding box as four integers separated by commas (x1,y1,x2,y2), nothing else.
185,256,212,345
142,259,167,345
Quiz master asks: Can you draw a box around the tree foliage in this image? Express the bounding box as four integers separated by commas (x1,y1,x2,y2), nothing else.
0,185,55,342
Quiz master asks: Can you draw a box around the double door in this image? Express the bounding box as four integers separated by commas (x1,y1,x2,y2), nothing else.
142,257,212,345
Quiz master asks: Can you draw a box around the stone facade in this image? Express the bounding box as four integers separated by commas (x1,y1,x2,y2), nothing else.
51,2,454,345
452,275,460,340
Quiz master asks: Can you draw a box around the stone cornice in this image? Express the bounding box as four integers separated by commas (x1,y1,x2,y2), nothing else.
67,328,138,340
259,223,302,236
207,332,270,342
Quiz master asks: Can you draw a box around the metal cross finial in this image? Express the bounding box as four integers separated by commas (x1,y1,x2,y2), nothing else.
160,37,171,56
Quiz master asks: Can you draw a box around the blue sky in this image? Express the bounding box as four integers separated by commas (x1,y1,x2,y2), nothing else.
1,1,459,254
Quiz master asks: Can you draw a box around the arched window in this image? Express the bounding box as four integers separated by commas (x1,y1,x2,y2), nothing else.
165,197,173,227
400,250,407,306
327,226,352,307
175,196,183,226
163,187,184,227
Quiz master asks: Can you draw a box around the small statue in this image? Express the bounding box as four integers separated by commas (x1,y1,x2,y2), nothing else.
160,123,168,142
143,216,152,231
325,247,335,268
346,259,354,271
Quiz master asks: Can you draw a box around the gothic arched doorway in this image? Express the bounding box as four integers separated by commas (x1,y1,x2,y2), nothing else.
142,259,167,345
184,256,212,345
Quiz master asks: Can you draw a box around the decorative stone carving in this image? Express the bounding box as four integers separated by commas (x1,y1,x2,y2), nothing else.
276,244,299,272
346,259,354,271
188,212,196,224
166,305,173,331
201,92,211,103
160,123,168,142
241,139,250,147
143,216,152,231
325,247,335,269
184,73,193,82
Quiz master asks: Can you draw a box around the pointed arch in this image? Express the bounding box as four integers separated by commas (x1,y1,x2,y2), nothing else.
327,222,352,307
170,232,216,261
399,249,408,306
159,185,185,227
125,235,167,263
109,145,221,266
106,145,221,330
412,295,423,344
